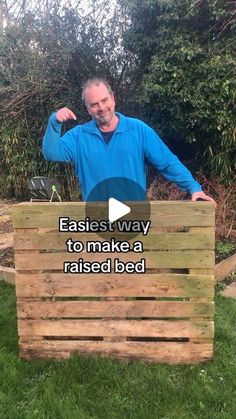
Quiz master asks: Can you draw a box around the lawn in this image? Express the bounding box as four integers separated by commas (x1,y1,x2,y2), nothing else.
0,280,235,419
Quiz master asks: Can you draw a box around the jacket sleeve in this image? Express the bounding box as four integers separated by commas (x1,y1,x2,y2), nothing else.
143,124,202,194
42,112,77,162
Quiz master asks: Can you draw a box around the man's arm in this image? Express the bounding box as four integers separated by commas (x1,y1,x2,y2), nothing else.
143,124,216,206
42,107,77,162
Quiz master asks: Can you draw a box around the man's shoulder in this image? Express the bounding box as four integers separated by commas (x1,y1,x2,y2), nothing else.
65,120,93,136
118,113,150,130
79,118,99,134
81,119,94,128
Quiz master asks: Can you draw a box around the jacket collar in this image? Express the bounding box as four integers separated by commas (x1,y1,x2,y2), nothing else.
81,112,131,134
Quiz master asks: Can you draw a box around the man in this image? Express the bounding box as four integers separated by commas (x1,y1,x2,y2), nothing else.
43,78,216,205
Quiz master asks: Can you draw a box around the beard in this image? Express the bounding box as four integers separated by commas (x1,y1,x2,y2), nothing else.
96,110,115,126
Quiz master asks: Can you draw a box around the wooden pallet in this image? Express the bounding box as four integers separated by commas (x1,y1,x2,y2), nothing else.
11,201,215,363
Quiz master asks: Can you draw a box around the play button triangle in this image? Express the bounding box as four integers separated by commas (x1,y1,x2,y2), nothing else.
108,198,131,223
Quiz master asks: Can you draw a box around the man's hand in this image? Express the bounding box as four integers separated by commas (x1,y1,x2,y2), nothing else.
191,191,216,207
56,107,77,123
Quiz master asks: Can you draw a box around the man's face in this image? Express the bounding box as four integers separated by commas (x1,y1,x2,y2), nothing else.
84,83,116,127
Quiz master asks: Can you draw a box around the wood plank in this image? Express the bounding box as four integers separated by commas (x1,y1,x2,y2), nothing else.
18,319,214,338
19,340,213,363
12,214,214,228
189,227,215,343
189,227,215,276
14,232,215,250
15,250,215,270
11,202,215,228
101,296,127,343
15,273,215,298
17,300,214,319
11,201,215,214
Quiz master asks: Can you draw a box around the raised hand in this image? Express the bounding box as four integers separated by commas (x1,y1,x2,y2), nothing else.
56,107,77,123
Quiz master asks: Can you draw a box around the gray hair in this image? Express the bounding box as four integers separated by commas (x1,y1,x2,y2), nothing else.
81,78,114,103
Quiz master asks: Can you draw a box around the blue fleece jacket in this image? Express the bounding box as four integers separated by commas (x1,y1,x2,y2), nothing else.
42,112,202,201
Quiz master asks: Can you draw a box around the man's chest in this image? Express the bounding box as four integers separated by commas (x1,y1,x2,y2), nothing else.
77,134,143,163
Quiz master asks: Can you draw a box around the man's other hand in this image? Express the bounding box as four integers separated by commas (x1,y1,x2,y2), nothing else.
56,107,77,123
191,191,216,207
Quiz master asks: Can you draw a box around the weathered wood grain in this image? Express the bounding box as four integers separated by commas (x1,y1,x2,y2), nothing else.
17,299,214,319
18,319,214,338
188,227,215,344
15,250,214,270
15,273,214,298
12,201,215,363
11,202,215,228
14,232,215,250
19,340,213,363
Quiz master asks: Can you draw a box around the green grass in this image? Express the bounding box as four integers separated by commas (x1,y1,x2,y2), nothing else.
0,281,236,419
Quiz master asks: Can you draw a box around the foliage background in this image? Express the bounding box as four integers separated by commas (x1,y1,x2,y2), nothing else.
0,0,235,199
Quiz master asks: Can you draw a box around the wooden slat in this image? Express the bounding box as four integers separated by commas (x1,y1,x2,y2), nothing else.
19,340,213,363
11,201,215,212
15,250,215,270
11,202,215,228
14,232,215,250
188,227,215,344
189,227,215,276
17,299,214,319
15,273,214,298
10,201,215,217
18,319,214,338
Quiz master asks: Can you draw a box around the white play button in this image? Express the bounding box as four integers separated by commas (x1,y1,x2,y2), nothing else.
108,198,131,223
